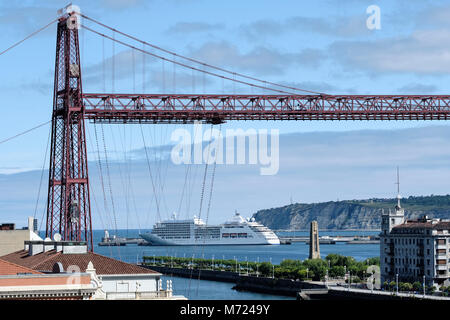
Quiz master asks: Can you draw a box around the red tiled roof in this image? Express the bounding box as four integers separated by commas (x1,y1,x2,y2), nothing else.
0,259,42,275
433,221,450,230
0,250,159,276
392,220,450,231
393,222,433,230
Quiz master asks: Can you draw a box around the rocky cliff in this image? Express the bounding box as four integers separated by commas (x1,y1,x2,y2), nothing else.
252,196,450,230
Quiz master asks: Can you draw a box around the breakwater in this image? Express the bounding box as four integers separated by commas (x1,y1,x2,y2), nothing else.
141,265,323,297
141,265,450,300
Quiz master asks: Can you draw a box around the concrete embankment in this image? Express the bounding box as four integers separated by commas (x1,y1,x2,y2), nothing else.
143,265,239,283
301,287,450,301
141,265,450,300
141,265,323,297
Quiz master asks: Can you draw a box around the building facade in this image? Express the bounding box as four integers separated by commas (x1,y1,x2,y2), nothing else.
380,196,450,289
0,217,41,256
0,258,96,300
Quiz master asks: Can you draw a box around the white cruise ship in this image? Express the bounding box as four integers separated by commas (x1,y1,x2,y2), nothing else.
139,212,280,246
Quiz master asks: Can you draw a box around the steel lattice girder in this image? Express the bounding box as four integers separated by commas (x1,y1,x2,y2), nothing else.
82,94,450,122
46,17,93,250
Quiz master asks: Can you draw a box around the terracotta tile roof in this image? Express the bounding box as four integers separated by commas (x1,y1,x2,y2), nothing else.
0,259,42,275
392,220,450,231
0,250,60,270
433,221,450,230
0,250,159,276
392,222,433,230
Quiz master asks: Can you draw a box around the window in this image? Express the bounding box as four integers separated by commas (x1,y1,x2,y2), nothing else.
436,239,446,245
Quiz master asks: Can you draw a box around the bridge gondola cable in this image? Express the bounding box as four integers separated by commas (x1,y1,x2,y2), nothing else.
81,24,302,95
78,13,325,95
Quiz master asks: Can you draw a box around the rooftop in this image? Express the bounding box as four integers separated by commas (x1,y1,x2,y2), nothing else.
0,250,159,276
392,218,450,232
0,258,42,276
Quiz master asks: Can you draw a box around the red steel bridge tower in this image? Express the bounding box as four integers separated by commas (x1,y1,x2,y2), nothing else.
46,15,92,249
45,13,450,251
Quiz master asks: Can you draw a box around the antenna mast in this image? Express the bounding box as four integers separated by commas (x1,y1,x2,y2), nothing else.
395,166,401,209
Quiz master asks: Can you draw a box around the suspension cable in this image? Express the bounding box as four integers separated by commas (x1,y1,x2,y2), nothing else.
139,123,162,222
79,13,325,95
81,24,299,95
0,120,51,145
0,18,58,57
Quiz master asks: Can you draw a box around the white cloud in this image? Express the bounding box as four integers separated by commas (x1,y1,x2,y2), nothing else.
166,22,224,35
330,27,450,75
186,41,321,76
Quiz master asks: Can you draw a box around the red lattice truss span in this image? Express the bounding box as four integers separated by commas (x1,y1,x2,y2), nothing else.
82,93,450,123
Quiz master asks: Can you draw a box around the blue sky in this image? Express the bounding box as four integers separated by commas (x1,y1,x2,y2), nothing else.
2,0,450,228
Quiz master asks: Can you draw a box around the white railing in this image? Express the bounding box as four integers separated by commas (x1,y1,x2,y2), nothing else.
105,290,172,300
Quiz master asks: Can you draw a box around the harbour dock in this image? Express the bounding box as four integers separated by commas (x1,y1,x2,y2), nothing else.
278,235,380,245
98,230,147,246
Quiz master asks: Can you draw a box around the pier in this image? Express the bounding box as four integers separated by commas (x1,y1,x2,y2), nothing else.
278,235,380,245
98,231,147,246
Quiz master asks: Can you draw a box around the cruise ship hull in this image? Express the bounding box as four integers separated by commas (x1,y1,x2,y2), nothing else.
139,233,280,246
141,213,280,246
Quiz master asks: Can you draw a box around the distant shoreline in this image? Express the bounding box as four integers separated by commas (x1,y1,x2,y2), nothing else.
274,229,381,232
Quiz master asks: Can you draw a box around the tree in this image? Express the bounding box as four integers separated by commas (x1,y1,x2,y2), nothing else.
389,281,396,291
297,269,308,281
329,266,345,278
412,281,422,292
399,282,413,292
259,262,272,277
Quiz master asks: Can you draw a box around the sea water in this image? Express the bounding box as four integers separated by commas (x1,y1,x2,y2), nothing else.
92,229,380,300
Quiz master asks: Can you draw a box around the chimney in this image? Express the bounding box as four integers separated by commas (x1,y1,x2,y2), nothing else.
27,241,44,256
27,217,34,231
62,242,88,254
44,238,54,252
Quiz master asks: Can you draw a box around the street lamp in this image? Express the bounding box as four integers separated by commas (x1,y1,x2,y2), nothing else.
246,257,249,276
348,271,351,291
423,275,426,297
212,255,214,270
257,257,260,277
396,274,399,295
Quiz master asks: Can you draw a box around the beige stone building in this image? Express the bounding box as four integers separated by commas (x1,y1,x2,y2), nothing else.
0,217,41,256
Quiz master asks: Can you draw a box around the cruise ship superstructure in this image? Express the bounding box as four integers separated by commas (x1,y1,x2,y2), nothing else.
139,212,280,245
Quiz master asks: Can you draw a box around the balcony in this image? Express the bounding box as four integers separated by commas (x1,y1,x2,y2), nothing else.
435,264,448,271
435,271,448,278
105,290,176,300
